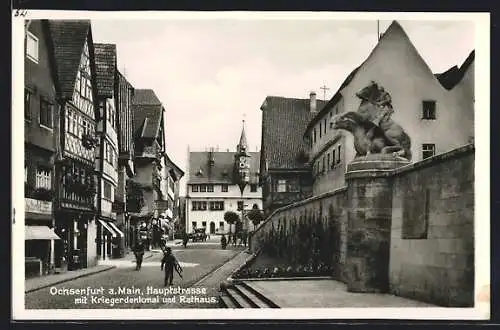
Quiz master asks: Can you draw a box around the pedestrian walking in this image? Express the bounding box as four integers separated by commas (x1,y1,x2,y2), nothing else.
242,231,247,248
221,234,227,250
133,241,145,271
160,247,182,286
182,232,189,248
232,233,238,246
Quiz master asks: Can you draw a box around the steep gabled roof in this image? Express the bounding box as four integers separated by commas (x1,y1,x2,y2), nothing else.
133,89,162,105
435,50,475,90
163,153,185,181
47,20,91,98
132,89,163,139
188,151,260,184
94,43,116,97
304,20,439,137
261,96,327,170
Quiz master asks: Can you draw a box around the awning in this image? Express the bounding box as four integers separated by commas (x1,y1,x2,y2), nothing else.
107,221,124,237
98,219,117,238
25,225,62,240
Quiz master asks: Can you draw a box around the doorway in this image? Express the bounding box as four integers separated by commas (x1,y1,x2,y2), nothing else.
210,222,215,234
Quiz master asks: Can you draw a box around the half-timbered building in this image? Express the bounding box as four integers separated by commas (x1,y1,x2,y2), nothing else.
94,43,124,260
115,70,135,251
48,20,99,270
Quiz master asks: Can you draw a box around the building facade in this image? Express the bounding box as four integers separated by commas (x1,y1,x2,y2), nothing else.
115,70,135,251
24,19,61,277
129,89,167,249
93,43,124,260
159,155,184,240
304,21,475,195
186,126,262,235
259,94,326,216
49,20,99,270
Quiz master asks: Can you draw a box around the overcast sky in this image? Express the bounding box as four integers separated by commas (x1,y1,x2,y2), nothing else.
90,18,474,194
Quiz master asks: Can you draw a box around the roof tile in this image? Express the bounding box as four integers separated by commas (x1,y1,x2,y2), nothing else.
47,20,90,98
261,97,326,170
188,151,260,184
94,43,116,97
132,89,163,139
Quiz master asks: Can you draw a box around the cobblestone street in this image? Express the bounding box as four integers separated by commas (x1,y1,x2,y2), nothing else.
25,244,244,309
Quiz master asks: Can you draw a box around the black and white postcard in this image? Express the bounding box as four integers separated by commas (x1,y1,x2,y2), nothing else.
12,10,490,320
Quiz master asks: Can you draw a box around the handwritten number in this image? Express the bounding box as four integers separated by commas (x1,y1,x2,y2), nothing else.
14,9,28,17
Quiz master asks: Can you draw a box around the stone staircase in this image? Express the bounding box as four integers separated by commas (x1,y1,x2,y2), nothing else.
219,281,280,308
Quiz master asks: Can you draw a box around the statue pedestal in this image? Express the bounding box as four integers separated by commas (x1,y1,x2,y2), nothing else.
344,154,410,293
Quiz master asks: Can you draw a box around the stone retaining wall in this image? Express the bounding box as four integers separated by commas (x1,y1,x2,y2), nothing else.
250,144,474,306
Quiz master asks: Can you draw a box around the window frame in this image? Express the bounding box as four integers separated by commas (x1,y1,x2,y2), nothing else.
39,98,53,129
35,167,51,190
192,185,199,192
422,143,436,159
26,31,39,64
250,184,257,192
277,179,287,193
221,184,228,192
24,89,32,120
422,100,437,120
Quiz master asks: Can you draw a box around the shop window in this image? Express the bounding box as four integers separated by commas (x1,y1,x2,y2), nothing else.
201,221,207,229
237,201,244,211
219,222,224,229
277,180,287,193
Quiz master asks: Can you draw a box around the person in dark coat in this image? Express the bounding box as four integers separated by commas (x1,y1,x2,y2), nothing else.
161,247,182,286
133,241,145,271
220,234,227,250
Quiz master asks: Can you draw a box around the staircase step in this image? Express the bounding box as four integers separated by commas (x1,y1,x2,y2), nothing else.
234,284,270,308
226,287,254,308
241,282,280,308
219,294,238,308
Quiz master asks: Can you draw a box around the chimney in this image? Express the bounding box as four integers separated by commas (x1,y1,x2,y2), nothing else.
310,91,317,113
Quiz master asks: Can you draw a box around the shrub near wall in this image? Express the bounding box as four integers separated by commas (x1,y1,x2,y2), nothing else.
247,188,348,281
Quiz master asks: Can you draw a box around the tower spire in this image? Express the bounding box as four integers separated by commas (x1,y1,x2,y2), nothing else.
237,114,248,153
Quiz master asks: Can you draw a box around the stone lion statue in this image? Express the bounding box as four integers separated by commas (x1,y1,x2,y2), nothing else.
331,81,412,160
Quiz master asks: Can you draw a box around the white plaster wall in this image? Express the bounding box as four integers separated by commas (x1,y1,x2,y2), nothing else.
310,24,474,196
86,220,97,267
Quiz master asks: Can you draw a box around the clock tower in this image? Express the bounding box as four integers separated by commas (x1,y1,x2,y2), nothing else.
234,119,251,194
